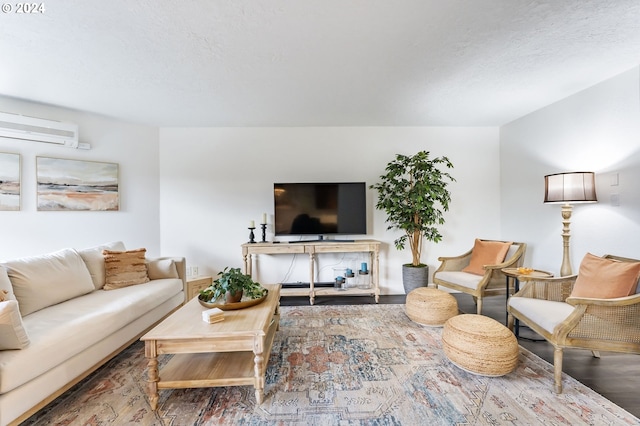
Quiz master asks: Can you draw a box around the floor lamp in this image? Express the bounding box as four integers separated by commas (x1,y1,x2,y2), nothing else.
544,172,597,276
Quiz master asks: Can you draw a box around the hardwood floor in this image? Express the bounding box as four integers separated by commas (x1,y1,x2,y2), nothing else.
280,292,640,418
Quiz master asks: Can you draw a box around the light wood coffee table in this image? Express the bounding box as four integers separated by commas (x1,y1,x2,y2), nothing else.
140,283,281,409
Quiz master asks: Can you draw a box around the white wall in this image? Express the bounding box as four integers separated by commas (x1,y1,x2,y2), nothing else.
500,66,640,275
0,96,163,259
159,126,500,294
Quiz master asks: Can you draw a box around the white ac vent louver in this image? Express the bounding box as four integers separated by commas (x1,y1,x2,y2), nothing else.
0,111,80,148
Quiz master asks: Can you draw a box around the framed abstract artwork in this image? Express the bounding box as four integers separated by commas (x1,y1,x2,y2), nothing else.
0,152,20,211
36,157,119,211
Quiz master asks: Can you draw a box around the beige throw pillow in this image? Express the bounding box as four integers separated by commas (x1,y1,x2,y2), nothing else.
0,300,30,350
78,241,126,290
2,248,95,316
103,248,150,290
462,239,512,276
147,258,179,280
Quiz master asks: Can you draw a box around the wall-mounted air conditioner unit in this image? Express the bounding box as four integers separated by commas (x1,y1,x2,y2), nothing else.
0,111,80,148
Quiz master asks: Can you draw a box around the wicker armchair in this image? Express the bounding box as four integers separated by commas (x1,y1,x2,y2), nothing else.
507,254,640,393
433,240,526,314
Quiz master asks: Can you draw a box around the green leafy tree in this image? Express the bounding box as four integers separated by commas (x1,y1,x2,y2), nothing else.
370,151,455,267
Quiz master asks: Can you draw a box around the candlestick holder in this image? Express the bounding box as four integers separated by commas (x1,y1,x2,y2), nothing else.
248,227,256,244
260,223,267,242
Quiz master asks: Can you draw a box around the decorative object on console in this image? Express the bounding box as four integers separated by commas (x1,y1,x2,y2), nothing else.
36,157,119,211
370,151,455,293
0,152,20,211
248,226,256,243
260,213,268,242
544,171,597,276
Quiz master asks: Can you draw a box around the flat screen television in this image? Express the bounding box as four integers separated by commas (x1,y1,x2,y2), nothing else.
274,182,367,239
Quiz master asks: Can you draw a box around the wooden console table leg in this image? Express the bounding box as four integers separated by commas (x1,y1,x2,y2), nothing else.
309,252,315,305
145,342,159,410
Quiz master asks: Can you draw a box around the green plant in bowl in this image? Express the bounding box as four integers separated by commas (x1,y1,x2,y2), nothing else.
199,267,267,303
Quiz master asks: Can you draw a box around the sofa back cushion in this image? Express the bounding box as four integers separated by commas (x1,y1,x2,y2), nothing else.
78,241,126,289
103,248,150,290
0,300,30,350
2,248,94,316
462,239,512,276
571,253,640,299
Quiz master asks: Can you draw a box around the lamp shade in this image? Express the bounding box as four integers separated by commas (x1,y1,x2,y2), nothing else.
544,172,597,204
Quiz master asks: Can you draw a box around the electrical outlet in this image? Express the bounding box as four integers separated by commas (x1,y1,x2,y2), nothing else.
193,266,199,276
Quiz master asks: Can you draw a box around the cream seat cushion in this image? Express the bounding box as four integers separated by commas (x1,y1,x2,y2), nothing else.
508,297,575,334
434,271,483,290
2,248,94,316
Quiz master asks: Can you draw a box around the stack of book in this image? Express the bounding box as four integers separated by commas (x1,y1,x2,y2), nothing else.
202,307,224,324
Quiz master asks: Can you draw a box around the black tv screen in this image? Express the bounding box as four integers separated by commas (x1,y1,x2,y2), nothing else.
274,182,367,236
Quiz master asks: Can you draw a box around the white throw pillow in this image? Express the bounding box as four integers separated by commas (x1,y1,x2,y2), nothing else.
0,266,16,301
147,258,179,280
2,248,95,316
78,241,126,289
0,300,30,350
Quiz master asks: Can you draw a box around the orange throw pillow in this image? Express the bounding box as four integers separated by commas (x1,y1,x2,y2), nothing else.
462,239,512,276
570,253,640,299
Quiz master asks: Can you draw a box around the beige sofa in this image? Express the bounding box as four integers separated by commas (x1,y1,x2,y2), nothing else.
0,242,186,426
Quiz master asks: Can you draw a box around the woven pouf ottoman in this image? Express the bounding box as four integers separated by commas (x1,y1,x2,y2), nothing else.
442,314,518,376
405,287,458,327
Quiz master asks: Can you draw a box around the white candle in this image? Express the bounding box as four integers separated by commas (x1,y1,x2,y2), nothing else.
249,220,255,228
262,213,267,224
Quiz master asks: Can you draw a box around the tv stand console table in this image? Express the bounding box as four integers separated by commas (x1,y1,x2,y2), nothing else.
242,240,380,304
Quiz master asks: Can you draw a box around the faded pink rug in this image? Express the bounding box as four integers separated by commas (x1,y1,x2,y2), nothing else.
24,304,640,425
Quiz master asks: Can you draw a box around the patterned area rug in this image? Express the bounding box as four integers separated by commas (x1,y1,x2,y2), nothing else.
24,304,639,425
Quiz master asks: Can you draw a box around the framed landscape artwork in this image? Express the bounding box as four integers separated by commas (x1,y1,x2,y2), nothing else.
0,152,20,211
37,157,119,211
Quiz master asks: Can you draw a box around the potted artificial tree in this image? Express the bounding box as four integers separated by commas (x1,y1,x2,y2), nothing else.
199,267,267,304
370,151,455,293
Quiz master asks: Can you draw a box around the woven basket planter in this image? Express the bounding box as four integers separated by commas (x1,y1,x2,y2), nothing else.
442,314,519,376
405,287,458,327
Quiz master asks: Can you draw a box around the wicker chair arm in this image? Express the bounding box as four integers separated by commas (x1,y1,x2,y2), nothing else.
566,293,640,307
514,275,577,302
435,249,473,272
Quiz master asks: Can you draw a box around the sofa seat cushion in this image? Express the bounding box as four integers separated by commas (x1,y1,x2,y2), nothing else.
0,277,182,394
2,248,95,316
435,271,482,290
508,297,575,334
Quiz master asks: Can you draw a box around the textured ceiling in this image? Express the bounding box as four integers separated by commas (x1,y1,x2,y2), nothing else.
1,0,639,127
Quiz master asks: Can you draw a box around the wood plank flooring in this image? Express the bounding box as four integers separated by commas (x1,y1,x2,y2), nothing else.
280,292,640,418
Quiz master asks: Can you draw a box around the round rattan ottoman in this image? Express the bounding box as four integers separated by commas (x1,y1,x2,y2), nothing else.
405,287,458,327
442,314,518,376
